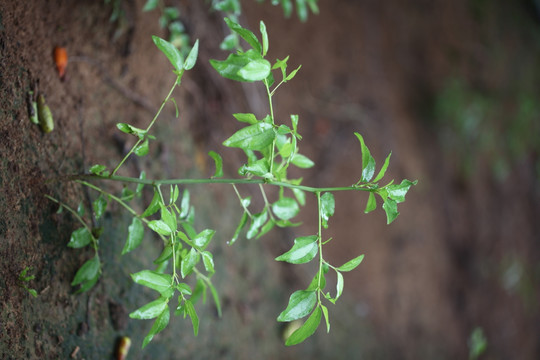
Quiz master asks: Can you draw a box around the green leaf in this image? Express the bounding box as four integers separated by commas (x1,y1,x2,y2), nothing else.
68,227,92,249
364,192,377,213
231,212,248,245
122,217,144,254
154,245,173,264
223,122,275,151
337,254,365,272
210,51,271,82
285,65,302,81
320,192,335,228
71,256,100,286
239,158,270,177
233,113,258,124
291,153,314,168
260,21,268,56
131,270,173,296
116,123,146,136
171,185,180,204
285,306,322,346
373,152,391,183
129,297,168,320
179,189,190,218
183,39,199,70
89,164,107,175
275,235,318,264
185,300,199,336
176,283,192,296
141,189,161,217
134,139,149,157
307,268,326,291
277,290,317,322
152,35,184,73
208,151,224,178
142,0,159,11
272,197,300,221
193,229,215,250
160,206,177,235
181,248,199,278
238,59,272,82
224,17,262,54
256,219,275,239
74,274,99,294
142,307,170,348
202,251,215,274
247,210,268,239
148,220,172,236
320,304,330,333
93,194,108,220
386,179,417,203
354,132,376,182
335,271,344,300
208,281,222,317
383,197,398,224
292,188,306,206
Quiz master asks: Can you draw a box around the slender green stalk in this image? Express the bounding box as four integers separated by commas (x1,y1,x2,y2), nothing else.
111,75,182,176
316,192,323,303
70,174,373,194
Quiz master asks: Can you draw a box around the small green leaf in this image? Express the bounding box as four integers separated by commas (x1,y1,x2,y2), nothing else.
224,17,262,53
160,206,177,234
116,123,146,136
285,306,322,346
193,229,215,250
152,35,184,73
122,217,144,254
256,219,275,239
373,152,391,183
383,197,398,224
208,281,222,317
183,39,199,70
181,248,199,278
148,220,172,236
386,179,417,203
131,270,173,296
233,113,258,124
307,268,326,291
141,189,161,217
176,283,192,295
291,153,314,169
238,59,272,81
184,300,199,336
320,192,335,228
93,194,108,220
247,210,268,239
68,227,92,248
129,297,168,320
89,164,107,175
260,21,268,56
142,0,159,11
275,235,318,264
202,251,215,274
337,254,364,272
272,197,300,221
142,307,170,348
179,189,190,218
134,139,149,157
239,158,270,177
354,132,376,182
135,171,146,195
208,151,224,178
74,274,99,294
223,122,275,151
364,192,377,213
320,304,330,333
277,290,317,322
231,212,248,245
335,271,344,300
285,65,302,81
71,256,100,286
154,245,173,264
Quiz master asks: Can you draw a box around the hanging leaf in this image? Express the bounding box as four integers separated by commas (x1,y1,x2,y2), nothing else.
272,197,300,221
68,227,92,248
129,297,168,320
142,307,170,348
275,235,318,264
285,306,322,346
152,35,184,73
320,192,335,228
337,254,365,272
208,151,224,178
277,290,317,322
122,217,144,254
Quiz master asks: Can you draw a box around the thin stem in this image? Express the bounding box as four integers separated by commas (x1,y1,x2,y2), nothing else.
44,194,99,253
69,174,372,194
264,79,277,174
232,184,252,217
316,191,323,303
111,75,182,176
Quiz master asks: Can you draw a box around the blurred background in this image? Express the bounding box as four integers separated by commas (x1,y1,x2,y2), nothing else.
0,0,539,359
